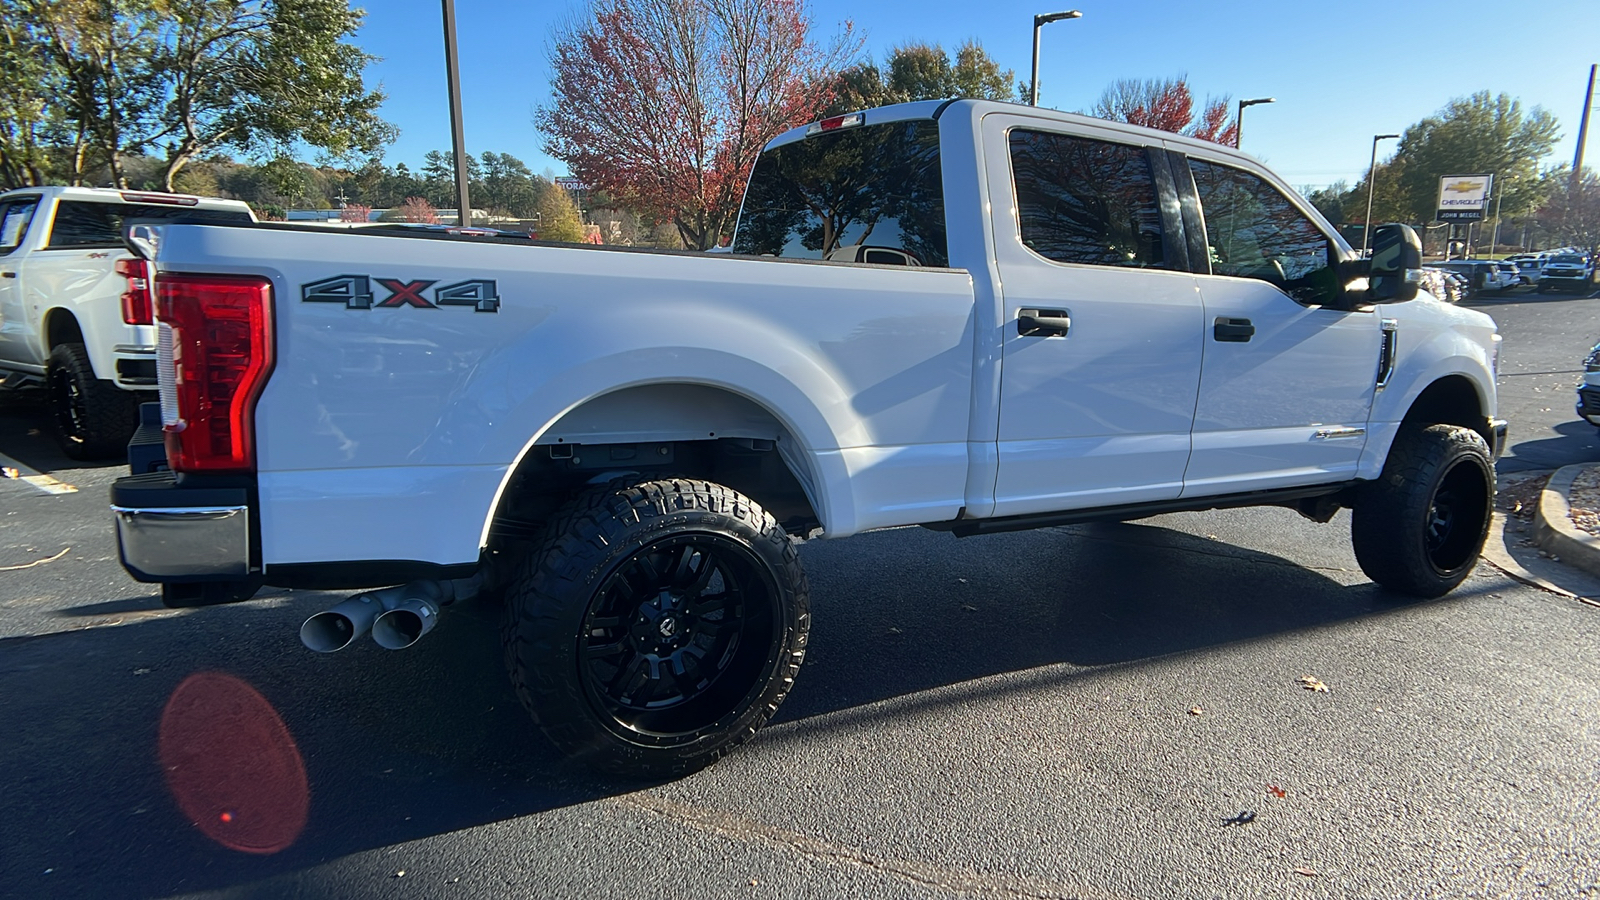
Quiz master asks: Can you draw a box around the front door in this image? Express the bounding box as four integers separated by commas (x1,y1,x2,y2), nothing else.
1177,152,1379,496
985,115,1205,518
0,196,42,368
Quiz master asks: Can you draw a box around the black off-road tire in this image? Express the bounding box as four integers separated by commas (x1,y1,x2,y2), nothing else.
48,342,137,460
502,478,809,777
1351,424,1494,598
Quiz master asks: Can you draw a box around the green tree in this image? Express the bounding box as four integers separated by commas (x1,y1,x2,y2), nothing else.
0,0,393,191
827,40,1015,115
536,183,585,242
1391,92,1560,224
1539,167,1600,256
0,8,54,186
153,0,395,190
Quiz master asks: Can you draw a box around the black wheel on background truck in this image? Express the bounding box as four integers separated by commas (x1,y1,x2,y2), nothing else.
47,342,136,460
1351,424,1494,598
502,478,809,777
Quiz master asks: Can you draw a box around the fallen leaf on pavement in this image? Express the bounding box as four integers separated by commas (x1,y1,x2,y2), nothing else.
1297,675,1329,693
1188,706,1203,716
1293,867,1319,877
887,626,902,635
1,467,18,479
1266,784,1286,798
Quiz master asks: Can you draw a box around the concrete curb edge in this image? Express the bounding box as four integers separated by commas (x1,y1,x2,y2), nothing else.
1533,464,1600,579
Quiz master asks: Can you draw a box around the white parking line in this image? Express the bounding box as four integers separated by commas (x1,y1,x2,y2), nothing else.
0,451,78,495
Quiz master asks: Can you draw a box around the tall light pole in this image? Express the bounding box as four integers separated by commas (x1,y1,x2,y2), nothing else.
1030,10,1081,106
442,0,472,227
1235,97,1275,149
1361,133,1400,257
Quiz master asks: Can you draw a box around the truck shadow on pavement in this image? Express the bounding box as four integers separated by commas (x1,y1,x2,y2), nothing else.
0,518,1440,900
0,387,129,473
1498,419,1600,474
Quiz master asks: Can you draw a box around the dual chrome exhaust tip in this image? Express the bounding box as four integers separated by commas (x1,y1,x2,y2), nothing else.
300,580,461,653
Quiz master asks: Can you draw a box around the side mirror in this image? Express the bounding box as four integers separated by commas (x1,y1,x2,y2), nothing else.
1366,223,1422,304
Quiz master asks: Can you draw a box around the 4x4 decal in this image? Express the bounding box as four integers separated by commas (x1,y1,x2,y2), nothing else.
302,274,500,313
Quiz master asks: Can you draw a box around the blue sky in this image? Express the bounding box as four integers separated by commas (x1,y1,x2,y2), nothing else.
354,0,1597,190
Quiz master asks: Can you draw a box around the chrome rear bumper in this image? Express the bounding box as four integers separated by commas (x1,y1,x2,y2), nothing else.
112,503,250,581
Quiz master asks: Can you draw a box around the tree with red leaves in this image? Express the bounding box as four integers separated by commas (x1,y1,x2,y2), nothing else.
1092,76,1238,147
399,196,438,224
538,0,859,250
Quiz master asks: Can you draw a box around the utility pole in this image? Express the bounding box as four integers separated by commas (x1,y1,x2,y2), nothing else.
1361,133,1399,257
442,0,472,227
1573,64,1596,198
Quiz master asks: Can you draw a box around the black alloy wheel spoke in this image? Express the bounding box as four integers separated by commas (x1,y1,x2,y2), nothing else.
687,591,731,617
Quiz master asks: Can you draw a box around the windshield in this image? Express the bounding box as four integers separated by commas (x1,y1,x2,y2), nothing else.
733,118,948,267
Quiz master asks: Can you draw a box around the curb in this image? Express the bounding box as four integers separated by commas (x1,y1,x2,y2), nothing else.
1533,464,1600,579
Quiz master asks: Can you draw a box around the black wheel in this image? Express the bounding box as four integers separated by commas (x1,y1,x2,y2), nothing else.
1352,424,1494,598
503,478,809,777
47,342,136,460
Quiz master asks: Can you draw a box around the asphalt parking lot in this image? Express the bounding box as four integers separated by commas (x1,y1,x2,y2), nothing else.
3,285,1600,899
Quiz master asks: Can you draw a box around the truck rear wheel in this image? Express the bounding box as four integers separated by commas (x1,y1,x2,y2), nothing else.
502,478,809,777
1351,424,1494,598
48,342,136,460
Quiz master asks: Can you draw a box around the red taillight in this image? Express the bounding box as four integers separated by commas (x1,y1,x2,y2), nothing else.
120,191,199,206
805,113,864,136
117,258,153,324
155,273,274,473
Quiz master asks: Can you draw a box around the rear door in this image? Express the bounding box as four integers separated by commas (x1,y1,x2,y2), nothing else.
1175,150,1379,496
984,113,1205,517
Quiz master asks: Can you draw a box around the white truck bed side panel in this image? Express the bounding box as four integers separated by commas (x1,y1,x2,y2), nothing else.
155,225,976,565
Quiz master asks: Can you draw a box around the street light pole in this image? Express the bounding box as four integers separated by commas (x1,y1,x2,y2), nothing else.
442,0,472,227
1235,97,1275,149
1361,133,1400,257
1029,10,1081,106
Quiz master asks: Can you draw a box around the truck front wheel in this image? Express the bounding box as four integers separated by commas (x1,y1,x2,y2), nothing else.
48,342,136,460
1351,424,1494,598
502,478,809,777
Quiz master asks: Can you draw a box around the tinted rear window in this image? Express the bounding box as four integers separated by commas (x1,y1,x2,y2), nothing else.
47,200,251,248
733,119,947,268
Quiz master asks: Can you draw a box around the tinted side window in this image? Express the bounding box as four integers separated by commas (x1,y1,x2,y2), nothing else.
733,119,947,267
48,200,252,248
1189,159,1337,305
1010,130,1166,269
0,199,40,255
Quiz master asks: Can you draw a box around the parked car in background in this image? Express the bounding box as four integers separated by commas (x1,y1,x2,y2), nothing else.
1539,254,1594,293
1436,259,1515,293
0,186,255,457
1577,340,1600,432
1495,261,1521,288
1511,257,1543,285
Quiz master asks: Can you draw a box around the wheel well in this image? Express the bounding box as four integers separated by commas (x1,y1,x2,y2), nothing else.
1402,375,1491,445
44,310,83,349
486,385,824,562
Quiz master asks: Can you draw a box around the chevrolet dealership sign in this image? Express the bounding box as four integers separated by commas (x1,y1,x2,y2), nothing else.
1436,174,1493,221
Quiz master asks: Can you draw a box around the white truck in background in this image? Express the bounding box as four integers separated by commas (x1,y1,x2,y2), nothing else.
109,100,1506,776
0,187,254,458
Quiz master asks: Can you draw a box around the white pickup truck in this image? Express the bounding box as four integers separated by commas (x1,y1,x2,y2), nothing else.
109,100,1506,775
0,186,254,457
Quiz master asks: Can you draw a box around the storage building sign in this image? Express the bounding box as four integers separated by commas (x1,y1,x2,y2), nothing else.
1436,174,1493,221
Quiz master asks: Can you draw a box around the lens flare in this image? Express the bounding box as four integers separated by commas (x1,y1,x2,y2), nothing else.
159,672,308,854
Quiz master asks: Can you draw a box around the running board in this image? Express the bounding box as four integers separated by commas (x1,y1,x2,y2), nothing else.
925,482,1360,538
